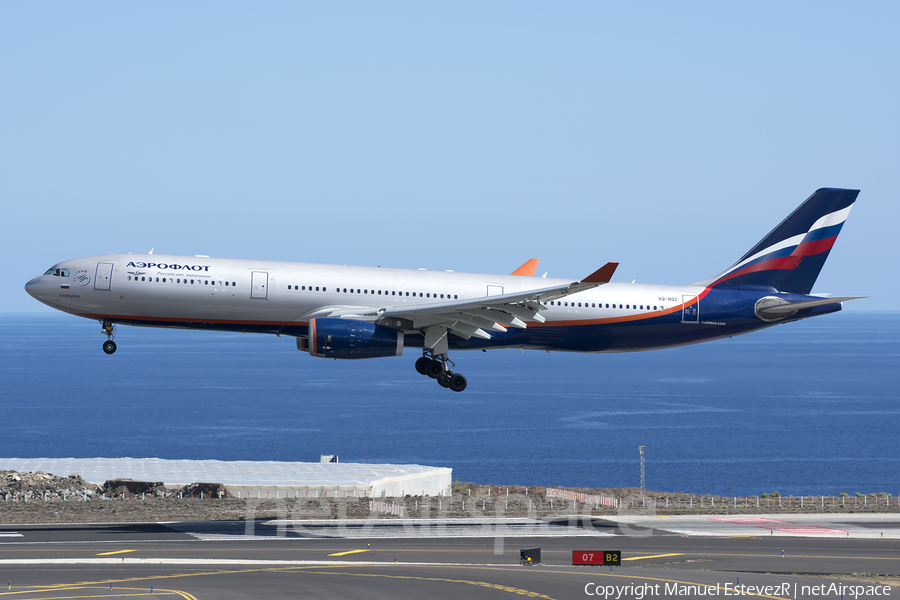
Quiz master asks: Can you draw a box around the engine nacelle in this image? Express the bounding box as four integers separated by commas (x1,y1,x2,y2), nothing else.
305,318,404,359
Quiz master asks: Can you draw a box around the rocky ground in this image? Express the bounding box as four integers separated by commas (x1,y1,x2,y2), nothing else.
0,471,897,524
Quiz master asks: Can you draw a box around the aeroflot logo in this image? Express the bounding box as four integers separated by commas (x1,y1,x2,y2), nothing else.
126,261,210,272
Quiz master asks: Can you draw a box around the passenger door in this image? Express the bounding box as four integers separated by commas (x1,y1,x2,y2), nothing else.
94,263,113,290
251,271,268,299
681,294,699,323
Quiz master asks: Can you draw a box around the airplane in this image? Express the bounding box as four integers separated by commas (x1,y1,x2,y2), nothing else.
25,188,862,392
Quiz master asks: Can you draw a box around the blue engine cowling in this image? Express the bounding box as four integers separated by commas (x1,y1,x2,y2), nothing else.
307,318,404,359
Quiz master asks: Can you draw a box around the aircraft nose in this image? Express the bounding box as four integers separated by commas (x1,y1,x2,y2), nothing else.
25,276,42,299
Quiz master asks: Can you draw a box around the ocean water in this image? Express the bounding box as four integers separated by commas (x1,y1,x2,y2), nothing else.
1,312,897,497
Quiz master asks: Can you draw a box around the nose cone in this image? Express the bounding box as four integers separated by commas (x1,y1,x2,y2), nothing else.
25,276,53,308
25,276,41,299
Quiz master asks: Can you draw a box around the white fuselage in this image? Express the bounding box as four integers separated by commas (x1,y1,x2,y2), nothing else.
26,253,701,346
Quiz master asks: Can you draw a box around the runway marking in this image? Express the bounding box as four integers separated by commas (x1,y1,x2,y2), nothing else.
281,570,558,599
374,565,794,600
621,553,684,561
96,550,137,556
0,561,881,600
761,526,853,534
0,585,197,599
0,534,23,538
2,564,556,599
680,533,764,538
710,517,796,525
327,549,371,556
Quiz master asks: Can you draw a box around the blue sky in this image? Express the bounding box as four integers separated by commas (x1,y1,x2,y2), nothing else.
3,2,897,311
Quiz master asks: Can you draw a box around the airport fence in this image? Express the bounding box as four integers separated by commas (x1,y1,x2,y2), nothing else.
4,489,900,515
546,487,619,508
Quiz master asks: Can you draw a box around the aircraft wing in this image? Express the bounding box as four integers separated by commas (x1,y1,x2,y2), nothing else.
372,262,618,341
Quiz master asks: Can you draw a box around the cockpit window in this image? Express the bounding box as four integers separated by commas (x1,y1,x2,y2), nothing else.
43,268,71,277
44,268,57,276
60,269,69,277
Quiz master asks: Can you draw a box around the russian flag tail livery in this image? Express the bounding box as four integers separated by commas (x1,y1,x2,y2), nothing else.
697,188,859,294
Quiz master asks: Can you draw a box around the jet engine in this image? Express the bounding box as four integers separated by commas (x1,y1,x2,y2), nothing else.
303,318,404,359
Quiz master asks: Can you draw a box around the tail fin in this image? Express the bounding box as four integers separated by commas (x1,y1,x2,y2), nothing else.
695,188,859,294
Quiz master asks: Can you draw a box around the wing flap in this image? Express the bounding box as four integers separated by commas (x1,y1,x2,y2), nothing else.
372,262,618,351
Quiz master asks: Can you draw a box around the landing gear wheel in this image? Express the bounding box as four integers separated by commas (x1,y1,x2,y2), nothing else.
102,340,117,355
437,373,452,388
449,373,467,392
427,359,443,379
415,357,432,376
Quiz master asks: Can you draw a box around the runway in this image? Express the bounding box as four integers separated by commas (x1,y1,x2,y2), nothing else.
0,516,898,599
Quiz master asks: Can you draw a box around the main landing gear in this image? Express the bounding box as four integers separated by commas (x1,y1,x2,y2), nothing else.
415,351,467,392
101,321,117,355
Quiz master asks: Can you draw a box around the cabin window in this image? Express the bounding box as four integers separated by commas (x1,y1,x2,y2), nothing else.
392,291,396,295
316,286,320,291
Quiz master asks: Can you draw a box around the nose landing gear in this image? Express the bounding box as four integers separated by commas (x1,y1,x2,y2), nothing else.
101,321,117,354
414,351,467,392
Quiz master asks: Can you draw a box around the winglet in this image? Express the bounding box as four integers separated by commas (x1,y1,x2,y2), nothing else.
511,258,540,276
581,262,619,284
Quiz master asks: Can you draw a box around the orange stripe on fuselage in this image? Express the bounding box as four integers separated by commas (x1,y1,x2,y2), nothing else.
528,296,698,328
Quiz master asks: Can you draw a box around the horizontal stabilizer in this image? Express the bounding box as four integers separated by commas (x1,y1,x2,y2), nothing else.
756,296,865,320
